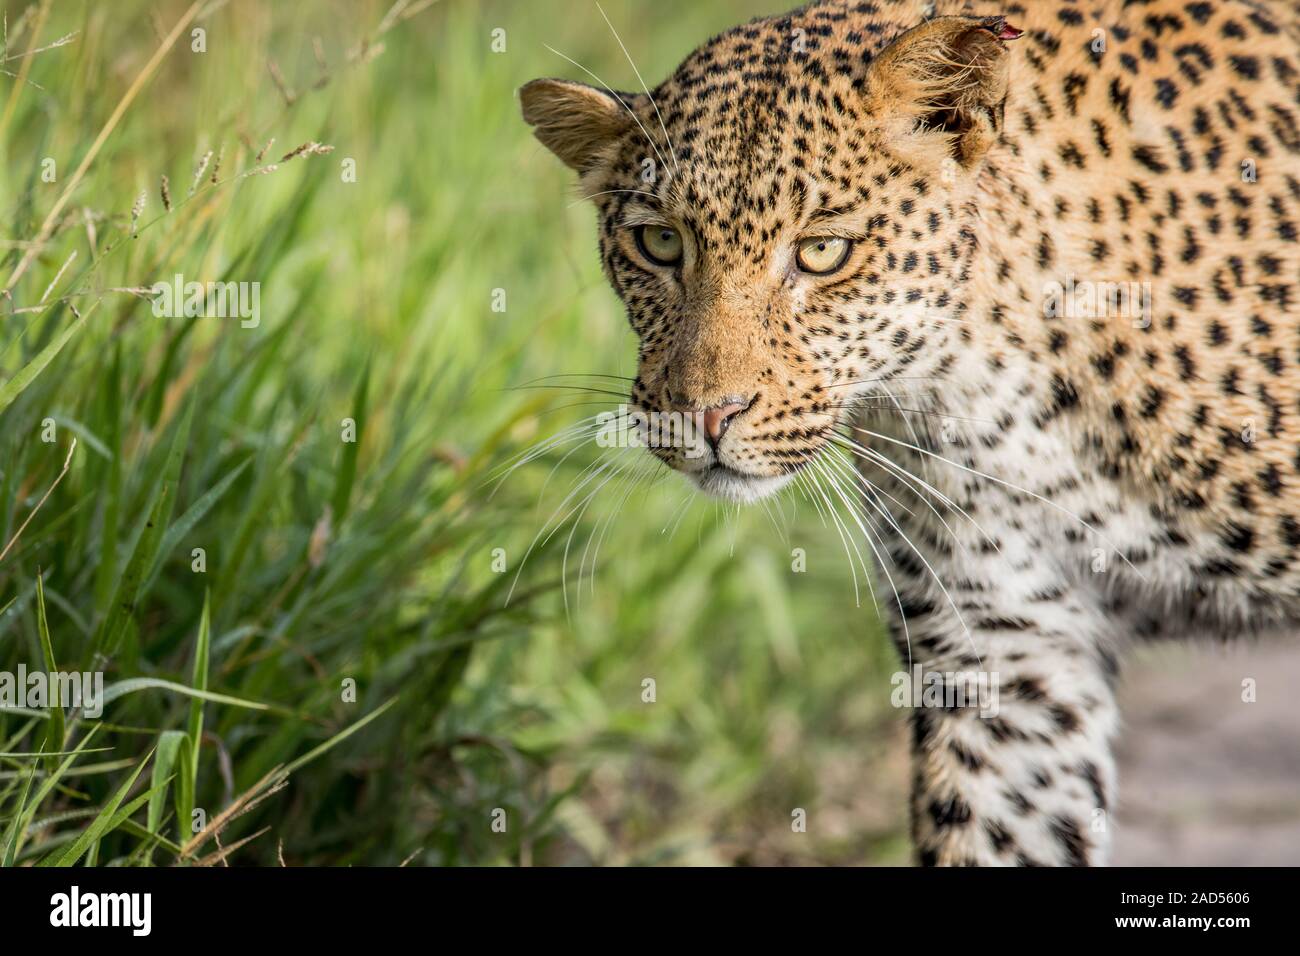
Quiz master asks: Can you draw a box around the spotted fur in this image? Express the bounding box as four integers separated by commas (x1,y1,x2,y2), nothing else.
521,0,1300,865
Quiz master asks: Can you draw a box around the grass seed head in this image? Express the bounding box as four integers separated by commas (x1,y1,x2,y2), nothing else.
280,141,335,162
129,189,146,235
189,149,213,196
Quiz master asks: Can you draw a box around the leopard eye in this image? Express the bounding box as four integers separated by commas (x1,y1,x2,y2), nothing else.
635,224,683,266
796,236,851,275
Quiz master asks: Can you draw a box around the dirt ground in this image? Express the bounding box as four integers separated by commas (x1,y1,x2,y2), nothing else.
1112,639,1300,866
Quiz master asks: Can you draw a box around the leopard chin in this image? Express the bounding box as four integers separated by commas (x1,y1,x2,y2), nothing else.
686,463,794,504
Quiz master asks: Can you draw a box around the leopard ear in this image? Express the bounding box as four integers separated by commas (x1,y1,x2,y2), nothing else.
868,15,1022,169
520,78,634,173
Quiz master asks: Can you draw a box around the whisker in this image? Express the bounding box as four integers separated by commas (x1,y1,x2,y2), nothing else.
822,445,982,670
486,416,607,494
514,372,636,384
491,404,646,497
756,491,788,543
662,487,694,537
560,455,639,615
560,465,614,615
824,375,944,390
791,465,832,531
503,383,632,400
543,42,674,181
595,1,680,176
800,461,862,605
824,401,999,426
487,405,633,484
508,452,632,606
848,423,1148,581
810,458,873,609
536,426,621,510
832,431,997,557
824,442,915,518
567,187,662,209
771,480,796,535
582,458,656,603
840,434,1058,611
818,448,915,671
520,400,635,418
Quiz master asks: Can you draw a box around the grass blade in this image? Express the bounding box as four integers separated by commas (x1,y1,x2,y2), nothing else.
92,343,123,615
35,573,65,760
144,459,251,594
100,677,271,712
0,312,85,417
147,730,186,837
1,757,38,867
178,592,211,843
282,696,397,777
39,749,158,867
93,399,194,658
331,357,370,525
4,726,102,864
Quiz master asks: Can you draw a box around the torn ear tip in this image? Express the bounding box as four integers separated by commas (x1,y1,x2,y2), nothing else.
980,16,1024,40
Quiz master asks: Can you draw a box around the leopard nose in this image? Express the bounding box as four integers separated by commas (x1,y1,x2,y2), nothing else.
699,397,752,448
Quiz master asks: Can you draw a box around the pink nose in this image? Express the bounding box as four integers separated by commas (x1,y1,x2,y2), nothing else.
700,400,748,448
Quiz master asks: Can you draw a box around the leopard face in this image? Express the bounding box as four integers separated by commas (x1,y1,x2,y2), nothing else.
522,13,1017,502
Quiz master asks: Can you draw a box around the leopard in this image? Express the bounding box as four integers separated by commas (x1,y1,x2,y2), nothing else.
519,0,1300,866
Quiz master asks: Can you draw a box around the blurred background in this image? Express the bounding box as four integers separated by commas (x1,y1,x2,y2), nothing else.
0,0,1294,866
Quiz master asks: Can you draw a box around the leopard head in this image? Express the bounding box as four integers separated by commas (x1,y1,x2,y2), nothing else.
521,14,1019,502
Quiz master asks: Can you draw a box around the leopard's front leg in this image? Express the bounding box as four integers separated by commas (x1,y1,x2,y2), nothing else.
886,538,1120,866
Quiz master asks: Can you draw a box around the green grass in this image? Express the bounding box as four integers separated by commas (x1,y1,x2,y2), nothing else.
0,0,905,866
